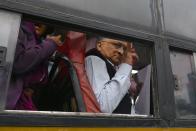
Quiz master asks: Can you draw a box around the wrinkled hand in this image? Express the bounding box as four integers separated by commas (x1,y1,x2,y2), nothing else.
47,35,63,46
122,43,139,65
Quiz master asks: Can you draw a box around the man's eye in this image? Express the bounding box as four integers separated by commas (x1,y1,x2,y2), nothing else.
113,43,122,49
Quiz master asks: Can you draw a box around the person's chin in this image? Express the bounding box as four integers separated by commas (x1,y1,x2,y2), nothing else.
113,60,121,65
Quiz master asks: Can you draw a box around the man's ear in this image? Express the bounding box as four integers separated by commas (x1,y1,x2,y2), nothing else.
96,42,102,51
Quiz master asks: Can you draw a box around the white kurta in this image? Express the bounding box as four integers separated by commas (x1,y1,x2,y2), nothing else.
85,55,132,113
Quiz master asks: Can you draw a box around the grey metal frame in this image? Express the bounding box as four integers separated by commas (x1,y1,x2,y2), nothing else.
0,10,21,111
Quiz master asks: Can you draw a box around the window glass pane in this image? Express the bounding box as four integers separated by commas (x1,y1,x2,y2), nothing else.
6,18,153,117
22,0,155,30
170,50,196,118
163,0,196,40
0,10,21,110
47,0,152,26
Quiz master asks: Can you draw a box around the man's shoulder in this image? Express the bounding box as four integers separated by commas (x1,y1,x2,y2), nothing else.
86,48,106,61
85,55,105,63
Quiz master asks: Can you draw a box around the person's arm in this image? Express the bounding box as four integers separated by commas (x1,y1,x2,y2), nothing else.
13,29,57,75
85,56,132,113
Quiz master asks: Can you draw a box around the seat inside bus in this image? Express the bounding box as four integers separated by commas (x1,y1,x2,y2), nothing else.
36,31,100,112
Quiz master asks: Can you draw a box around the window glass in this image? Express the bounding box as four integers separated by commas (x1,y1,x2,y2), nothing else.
5,19,153,117
163,0,196,40
0,10,21,110
44,0,153,30
170,49,196,118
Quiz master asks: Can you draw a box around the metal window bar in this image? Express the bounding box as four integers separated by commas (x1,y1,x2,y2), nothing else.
49,52,86,112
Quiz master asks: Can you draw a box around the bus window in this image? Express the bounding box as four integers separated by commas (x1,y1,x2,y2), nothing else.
5,18,154,117
170,49,196,118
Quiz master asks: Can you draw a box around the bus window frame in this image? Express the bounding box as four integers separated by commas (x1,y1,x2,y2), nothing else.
0,14,164,127
167,39,196,127
0,0,195,127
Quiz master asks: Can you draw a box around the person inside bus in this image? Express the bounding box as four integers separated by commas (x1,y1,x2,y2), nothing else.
85,37,138,114
6,20,62,110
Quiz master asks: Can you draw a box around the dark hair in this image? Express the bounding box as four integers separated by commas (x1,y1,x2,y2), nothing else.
96,36,105,43
34,22,54,38
42,25,54,38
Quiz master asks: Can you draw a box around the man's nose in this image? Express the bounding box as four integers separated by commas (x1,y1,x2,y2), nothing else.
117,47,124,55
